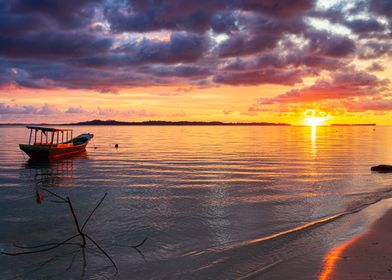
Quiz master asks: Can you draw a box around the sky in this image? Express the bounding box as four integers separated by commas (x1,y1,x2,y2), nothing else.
0,0,391,125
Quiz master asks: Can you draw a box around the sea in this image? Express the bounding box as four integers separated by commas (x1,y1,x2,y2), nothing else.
1,125,392,280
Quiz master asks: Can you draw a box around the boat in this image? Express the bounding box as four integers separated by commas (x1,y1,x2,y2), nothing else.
19,126,94,160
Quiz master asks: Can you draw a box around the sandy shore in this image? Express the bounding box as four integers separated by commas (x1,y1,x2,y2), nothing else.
319,208,392,280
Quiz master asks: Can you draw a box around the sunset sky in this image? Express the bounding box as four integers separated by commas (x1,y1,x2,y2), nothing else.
0,0,391,124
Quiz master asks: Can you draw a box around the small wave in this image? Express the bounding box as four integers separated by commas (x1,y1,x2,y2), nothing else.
184,186,392,259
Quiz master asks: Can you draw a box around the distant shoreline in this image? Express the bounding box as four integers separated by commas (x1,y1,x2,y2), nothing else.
0,120,379,126
0,119,291,126
331,123,376,126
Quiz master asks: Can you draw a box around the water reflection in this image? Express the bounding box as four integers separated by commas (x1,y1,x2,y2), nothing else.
3,126,392,279
318,239,353,280
311,125,317,156
21,152,87,203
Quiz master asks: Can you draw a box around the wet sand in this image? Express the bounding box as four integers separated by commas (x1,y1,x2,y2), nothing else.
320,208,392,280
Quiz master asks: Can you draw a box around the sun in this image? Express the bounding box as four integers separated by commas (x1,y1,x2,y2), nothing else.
304,111,329,126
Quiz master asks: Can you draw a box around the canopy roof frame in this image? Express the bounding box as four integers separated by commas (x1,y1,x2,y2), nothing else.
26,126,73,132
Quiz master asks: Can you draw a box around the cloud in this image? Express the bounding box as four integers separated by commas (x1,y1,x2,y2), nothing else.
0,103,60,114
141,65,211,77
259,70,390,104
305,30,356,58
10,0,99,29
217,33,279,58
370,0,392,16
0,0,390,92
343,98,392,112
96,107,160,118
358,41,392,59
76,32,208,68
366,62,385,72
0,102,161,121
345,19,386,34
0,31,112,59
241,0,313,17
65,106,88,114
214,68,303,86
106,0,313,34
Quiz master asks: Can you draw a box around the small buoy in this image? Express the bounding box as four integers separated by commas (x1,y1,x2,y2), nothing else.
115,144,119,148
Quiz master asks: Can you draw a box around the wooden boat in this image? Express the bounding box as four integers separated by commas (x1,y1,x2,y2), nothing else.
19,126,94,160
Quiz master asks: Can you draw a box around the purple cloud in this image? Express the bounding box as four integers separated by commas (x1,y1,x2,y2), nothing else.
0,0,390,91
214,68,303,86
0,103,59,114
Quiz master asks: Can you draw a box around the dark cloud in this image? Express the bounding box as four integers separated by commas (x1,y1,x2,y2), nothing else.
11,0,99,29
74,32,208,69
141,65,211,77
107,0,313,34
0,0,390,92
211,11,239,34
358,41,392,59
0,14,44,36
305,30,356,58
241,0,314,17
215,13,306,57
223,50,350,73
106,1,226,33
218,34,279,58
214,68,303,86
370,0,392,16
346,19,385,34
0,31,112,59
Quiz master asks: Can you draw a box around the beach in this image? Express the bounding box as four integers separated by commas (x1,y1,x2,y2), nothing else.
320,207,392,280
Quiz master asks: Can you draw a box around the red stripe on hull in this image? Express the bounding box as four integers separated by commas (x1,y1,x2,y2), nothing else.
20,142,88,160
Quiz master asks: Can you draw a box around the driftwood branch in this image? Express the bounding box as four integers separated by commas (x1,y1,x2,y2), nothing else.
132,237,148,249
86,234,118,274
81,193,108,230
13,241,80,249
41,188,67,202
2,189,147,276
1,191,117,274
2,234,79,256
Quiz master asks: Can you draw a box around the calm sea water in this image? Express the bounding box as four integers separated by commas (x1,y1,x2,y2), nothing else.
1,125,392,279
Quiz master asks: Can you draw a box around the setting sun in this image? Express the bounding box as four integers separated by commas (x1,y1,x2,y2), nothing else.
304,111,330,126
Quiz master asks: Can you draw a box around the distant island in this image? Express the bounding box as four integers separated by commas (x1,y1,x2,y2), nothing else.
68,119,291,126
330,123,376,126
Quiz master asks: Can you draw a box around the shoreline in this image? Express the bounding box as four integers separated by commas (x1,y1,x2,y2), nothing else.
319,207,392,279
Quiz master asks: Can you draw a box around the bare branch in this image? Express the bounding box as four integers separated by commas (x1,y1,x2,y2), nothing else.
65,250,79,272
85,234,118,274
42,188,67,202
81,193,108,231
132,237,147,249
66,197,86,247
49,200,68,204
2,234,79,256
13,242,80,249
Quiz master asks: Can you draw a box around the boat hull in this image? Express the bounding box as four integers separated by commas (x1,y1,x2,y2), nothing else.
19,142,88,160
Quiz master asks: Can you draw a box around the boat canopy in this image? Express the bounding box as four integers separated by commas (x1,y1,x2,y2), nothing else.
26,126,73,132
26,126,73,145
